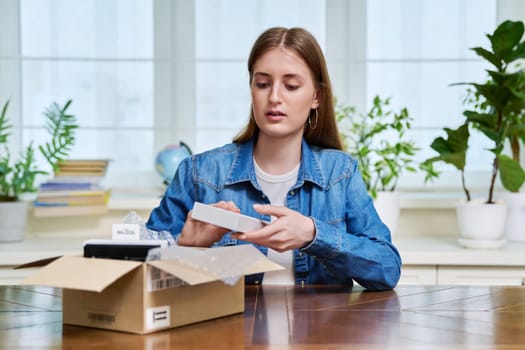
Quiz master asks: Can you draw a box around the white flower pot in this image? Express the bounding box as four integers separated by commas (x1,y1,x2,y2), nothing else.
456,199,507,248
502,192,525,241
0,201,29,242
373,191,400,236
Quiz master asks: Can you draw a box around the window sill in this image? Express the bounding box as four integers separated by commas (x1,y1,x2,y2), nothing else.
399,191,465,209
108,188,163,210
108,188,461,211
398,190,514,209
105,188,508,211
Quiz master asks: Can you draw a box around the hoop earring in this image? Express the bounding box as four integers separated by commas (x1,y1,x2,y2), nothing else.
308,109,318,129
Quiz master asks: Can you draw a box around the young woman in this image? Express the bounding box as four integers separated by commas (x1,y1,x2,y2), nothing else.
146,27,401,290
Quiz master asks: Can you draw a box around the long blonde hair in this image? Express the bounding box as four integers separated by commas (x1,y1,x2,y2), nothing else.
233,27,343,150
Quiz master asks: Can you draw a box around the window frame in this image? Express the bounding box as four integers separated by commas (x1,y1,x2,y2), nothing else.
1,0,523,194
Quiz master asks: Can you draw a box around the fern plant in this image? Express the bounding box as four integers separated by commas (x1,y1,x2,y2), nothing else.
39,100,78,172
0,99,78,201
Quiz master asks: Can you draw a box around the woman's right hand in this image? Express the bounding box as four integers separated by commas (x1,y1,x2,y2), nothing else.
177,201,240,247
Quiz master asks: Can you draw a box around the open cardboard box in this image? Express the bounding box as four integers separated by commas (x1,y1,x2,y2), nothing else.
20,245,283,334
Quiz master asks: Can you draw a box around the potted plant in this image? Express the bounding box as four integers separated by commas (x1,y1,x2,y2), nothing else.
336,95,419,235
422,20,525,247
0,99,78,241
501,65,525,242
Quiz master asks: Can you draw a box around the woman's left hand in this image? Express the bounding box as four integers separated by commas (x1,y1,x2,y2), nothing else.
231,204,316,252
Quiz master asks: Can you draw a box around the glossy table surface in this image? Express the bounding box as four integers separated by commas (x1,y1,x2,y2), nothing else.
1,284,525,349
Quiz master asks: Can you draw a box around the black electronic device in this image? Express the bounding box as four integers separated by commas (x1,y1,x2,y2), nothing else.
83,239,168,261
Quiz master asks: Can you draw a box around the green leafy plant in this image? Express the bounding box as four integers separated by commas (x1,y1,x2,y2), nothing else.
421,123,471,201
422,20,525,204
0,99,78,201
336,95,419,199
39,100,77,172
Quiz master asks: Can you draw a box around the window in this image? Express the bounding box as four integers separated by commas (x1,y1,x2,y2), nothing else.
3,0,157,187
334,0,498,191
193,0,325,151
0,0,517,192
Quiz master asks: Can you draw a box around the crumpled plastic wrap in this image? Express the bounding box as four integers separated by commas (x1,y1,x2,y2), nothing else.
146,245,266,286
121,211,176,246
121,211,265,285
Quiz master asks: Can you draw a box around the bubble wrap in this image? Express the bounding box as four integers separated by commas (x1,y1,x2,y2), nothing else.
121,211,176,246
146,245,266,286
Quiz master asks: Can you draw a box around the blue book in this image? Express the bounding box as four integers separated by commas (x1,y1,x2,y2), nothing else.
39,182,95,191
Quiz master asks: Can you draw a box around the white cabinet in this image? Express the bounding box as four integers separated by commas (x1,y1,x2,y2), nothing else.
397,237,525,286
437,266,525,286
399,265,437,285
399,265,525,286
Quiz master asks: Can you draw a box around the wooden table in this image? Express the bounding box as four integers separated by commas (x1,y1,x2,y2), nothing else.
1,284,525,349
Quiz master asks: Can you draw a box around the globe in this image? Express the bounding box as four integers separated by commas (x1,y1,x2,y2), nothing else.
155,142,192,184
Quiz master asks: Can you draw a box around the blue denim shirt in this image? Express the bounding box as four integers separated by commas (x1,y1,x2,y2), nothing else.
146,139,401,290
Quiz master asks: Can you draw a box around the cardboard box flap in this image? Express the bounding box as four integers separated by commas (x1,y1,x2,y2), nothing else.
147,245,285,286
242,256,284,275
14,256,62,269
22,256,142,292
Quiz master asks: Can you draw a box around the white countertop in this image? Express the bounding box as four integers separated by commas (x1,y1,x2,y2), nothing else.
394,236,525,266
2,235,525,268
0,235,86,266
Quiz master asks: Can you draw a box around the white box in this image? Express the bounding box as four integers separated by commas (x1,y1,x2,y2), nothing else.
191,202,269,232
112,223,141,240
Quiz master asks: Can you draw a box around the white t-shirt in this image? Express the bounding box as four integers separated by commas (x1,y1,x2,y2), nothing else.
253,159,299,285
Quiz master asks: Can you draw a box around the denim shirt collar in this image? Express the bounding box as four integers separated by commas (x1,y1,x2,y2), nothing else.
225,138,328,190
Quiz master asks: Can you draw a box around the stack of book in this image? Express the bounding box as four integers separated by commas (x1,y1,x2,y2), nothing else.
54,159,110,179
33,159,111,217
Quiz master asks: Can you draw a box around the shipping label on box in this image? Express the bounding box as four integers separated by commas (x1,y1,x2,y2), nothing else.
145,305,171,331
147,266,187,292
